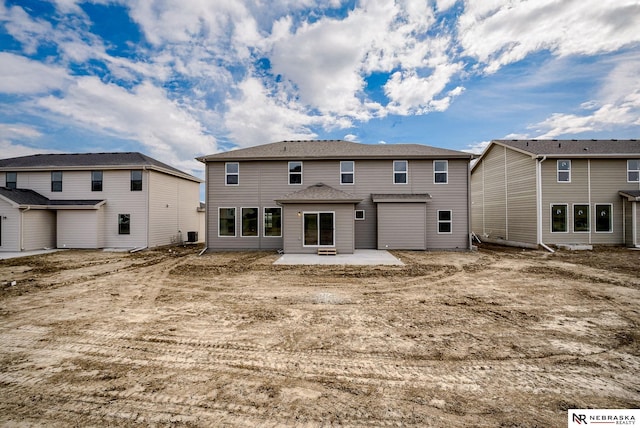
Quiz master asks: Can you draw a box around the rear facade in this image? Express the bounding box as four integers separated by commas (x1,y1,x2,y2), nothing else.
198,140,473,254
0,153,203,251
471,140,640,248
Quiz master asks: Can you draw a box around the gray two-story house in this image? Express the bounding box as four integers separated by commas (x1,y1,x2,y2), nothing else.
197,140,474,254
471,140,640,249
0,152,204,251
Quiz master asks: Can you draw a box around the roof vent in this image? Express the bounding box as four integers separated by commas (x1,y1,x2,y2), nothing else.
583,147,588,151
558,142,562,148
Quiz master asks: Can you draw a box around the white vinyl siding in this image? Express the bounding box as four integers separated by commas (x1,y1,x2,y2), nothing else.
22,209,56,251
58,210,104,248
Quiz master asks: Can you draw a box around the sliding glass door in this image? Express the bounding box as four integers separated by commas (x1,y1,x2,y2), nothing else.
303,212,334,246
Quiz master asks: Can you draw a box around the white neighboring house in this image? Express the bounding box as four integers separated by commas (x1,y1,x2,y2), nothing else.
0,152,204,252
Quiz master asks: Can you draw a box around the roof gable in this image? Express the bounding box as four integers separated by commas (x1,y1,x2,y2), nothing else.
198,140,473,162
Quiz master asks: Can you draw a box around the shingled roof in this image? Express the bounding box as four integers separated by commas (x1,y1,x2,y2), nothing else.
198,140,473,162
0,152,202,182
0,187,105,208
493,140,640,157
275,183,363,204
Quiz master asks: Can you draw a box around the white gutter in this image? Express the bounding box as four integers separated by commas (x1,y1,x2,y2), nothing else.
198,247,208,256
130,246,147,253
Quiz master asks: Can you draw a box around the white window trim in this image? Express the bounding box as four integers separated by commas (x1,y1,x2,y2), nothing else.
263,207,282,238
240,207,259,237
340,160,355,185
225,162,239,186
557,159,571,183
302,211,335,247
550,203,569,233
218,207,236,237
393,160,408,185
628,159,640,182
289,161,303,185
437,210,453,234
572,203,590,233
434,160,448,184
355,210,365,220
594,203,614,233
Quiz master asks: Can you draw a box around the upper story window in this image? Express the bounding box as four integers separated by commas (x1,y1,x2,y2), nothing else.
628,159,640,182
393,160,408,184
289,161,302,185
434,160,448,184
225,162,239,186
130,170,143,191
6,172,17,189
91,171,103,192
340,161,354,184
51,171,63,192
557,160,571,182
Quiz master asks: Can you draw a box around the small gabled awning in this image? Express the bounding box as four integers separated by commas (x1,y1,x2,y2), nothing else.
371,193,432,203
275,183,363,204
619,190,640,202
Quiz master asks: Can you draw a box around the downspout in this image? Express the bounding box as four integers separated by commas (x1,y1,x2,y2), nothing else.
536,156,554,253
144,166,149,249
468,157,473,250
20,206,31,251
587,159,592,245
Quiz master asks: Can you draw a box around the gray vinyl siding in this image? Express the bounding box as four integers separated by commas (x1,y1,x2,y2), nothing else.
470,160,484,239
0,199,20,251
505,149,537,244
377,203,426,250
282,203,354,254
474,145,508,241
22,209,56,251
57,210,102,248
541,159,627,245
206,158,471,251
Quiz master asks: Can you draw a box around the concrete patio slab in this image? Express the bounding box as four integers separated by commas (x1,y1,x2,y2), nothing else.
274,249,404,266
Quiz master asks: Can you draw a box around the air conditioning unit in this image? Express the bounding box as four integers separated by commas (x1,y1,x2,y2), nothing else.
187,231,198,243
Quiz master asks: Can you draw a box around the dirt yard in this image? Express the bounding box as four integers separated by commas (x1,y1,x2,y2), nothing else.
1,244,639,427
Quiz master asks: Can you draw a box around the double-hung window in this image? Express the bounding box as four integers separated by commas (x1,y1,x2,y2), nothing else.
241,207,258,237
264,207,282,237
289,161,302,185
51,171,63,192
340,161,354,184
557,160,571,182
434,160,448,184
393,160,408,184
551,204,568,232
628,160,640,182
131,170,142,191
437,210,452,233
595,204,613,233
225,162,239,185
118,214,130,235
6,172,17,189
219,208,236,237
91,171,103,192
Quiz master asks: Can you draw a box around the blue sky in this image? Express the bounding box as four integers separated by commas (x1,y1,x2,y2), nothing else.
1,0,639,178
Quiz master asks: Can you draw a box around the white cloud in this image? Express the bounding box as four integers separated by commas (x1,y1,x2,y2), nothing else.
458,0,640,73
37,77,217,169
343,134,358,142
0,53,69,94
224,77,319,147
464,140,490,154
0,124,52,159
532,56,640,138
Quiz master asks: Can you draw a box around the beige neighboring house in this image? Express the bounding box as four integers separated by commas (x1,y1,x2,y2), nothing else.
197,140,474,254
0,153,204,252
471,140,640,249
